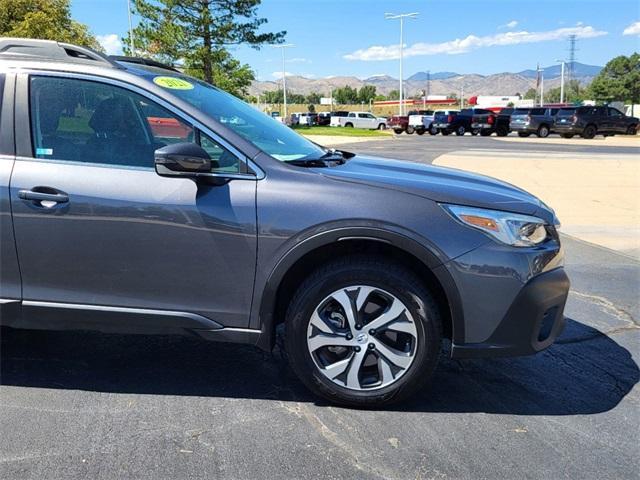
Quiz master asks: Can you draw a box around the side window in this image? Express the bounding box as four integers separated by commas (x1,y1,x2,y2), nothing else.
608,108,623,117
199,131,241,174
30,76,193,168
348,113,355,117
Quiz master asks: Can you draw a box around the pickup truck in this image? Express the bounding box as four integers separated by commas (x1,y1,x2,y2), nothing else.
433,108,496,136
554,105,638,139
431,110,460,135
330,111,387,130
408,110,437,135
388,110,432,134
510,107,569,138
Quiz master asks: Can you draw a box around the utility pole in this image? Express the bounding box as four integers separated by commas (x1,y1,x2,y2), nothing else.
271,44,294,122
127,0,135,55
460,84,464,109
385,12,419,116
540,73,544,106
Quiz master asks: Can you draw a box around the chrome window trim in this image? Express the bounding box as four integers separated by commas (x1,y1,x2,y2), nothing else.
20,69,265,180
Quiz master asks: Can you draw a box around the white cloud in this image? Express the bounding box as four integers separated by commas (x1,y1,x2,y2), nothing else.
623,21,640,36
344,25,608,61
287,57,311,64
272,71,293,79
499,20,519,30
96,34,123,56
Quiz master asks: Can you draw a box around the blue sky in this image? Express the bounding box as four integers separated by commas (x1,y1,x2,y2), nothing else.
73,0,640,80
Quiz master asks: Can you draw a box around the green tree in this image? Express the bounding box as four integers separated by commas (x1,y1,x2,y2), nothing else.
126,0,286,96
307,104,315,113
358,85,377,103
544,87,562,103
334,85,358,104
588,53,640,105
386,89,400,100
305,92,321,104
263,89,283,103
0,0,101,50
523,88,537,100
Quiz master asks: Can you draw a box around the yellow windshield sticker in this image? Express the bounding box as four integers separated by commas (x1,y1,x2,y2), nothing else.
153,76,194,90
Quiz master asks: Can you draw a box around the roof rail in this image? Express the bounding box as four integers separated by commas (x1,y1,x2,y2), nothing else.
0,37,121,68
108,55,180,73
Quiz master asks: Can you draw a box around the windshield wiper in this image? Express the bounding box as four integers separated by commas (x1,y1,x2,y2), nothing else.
286,149,353,168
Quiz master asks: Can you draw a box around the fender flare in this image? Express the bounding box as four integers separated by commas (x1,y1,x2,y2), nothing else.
253,226,464,350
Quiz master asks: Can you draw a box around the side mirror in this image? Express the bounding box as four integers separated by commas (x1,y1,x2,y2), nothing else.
155,142,212,177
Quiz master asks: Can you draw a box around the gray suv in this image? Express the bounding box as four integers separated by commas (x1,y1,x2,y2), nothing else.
0,39,570,407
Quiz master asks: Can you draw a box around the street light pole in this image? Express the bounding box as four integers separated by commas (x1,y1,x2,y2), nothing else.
556,60,566,103
271,44,294,121
385,12,418,116
127,0,135,54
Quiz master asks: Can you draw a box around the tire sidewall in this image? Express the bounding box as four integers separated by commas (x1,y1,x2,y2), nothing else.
285,263,441,406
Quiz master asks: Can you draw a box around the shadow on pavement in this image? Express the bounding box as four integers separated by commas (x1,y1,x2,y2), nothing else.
1,318,637,415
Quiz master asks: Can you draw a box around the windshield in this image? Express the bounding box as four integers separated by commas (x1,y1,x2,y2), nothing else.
135,68,324,162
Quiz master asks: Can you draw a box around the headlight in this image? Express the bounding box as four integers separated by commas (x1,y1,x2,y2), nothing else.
443,204,548,247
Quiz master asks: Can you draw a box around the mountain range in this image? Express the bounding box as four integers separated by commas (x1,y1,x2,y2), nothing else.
251,62,602,98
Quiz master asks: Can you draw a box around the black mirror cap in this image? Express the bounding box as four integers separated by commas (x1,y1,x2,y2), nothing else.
155,142,212,177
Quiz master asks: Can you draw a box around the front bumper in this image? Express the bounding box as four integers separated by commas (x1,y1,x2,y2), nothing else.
451,267,569,358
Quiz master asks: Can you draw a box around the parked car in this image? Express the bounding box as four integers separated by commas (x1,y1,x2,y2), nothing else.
389,110,431,134
330,111,387,129
510,107,568,138
317,112,331,126
0,39,570,407
554,105,639,139
431,110,460,135
408,110,436,135
494,107,518,137
434,108,496,136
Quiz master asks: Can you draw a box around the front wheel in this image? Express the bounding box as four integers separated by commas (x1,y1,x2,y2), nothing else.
378,123,387,130
429,125,438,135
285,257,442,407
406,126,415,135
416,128,425,135
537,125,550,138
393,128,403,135
344,122,354,128
627,125,638,135
455,125,466,136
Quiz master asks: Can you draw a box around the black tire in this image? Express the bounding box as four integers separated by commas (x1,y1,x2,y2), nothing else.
495,126,509,137
537,125,550,138
517,132,531,138
378,123,386,130
441,130,450,136
581,124,597,139
406,126,415,135
479,129,492,137
471,129,480,136
416,129,425,136
561,133,574,139
455,125,466,136
429,125,438,135
284,256,443,407
626,125,638,135
393,128,403,135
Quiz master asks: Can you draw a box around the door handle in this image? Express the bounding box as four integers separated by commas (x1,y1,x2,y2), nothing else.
18,189,69,205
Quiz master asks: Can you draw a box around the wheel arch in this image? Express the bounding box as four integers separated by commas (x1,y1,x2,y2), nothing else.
255,228,464,351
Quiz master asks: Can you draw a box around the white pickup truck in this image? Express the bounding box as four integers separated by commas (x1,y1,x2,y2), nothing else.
330,111,387,130
408,110,437,135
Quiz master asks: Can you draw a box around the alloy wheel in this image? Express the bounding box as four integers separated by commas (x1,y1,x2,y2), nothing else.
306,285,418,391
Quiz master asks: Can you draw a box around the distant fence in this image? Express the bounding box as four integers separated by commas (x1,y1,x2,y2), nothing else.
254,102,462,117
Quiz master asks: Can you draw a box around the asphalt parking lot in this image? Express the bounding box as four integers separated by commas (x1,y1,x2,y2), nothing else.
1,135,639,479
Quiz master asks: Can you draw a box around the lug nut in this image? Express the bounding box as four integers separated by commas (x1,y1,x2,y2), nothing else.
368,343,376,350
369,329,376,335
355,324,362,330
346,333,353,340
354,346,361,352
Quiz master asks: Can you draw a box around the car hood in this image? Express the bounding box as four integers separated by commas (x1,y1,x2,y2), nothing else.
320,155,555,222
